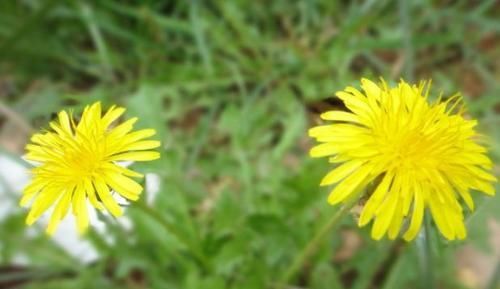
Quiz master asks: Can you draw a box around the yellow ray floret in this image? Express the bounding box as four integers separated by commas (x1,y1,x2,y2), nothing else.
21,102,160,235
309,78,497,241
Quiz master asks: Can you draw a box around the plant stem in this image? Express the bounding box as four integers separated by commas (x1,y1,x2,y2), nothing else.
279,199,356,286
399,0,414,81
133,201,210,271
416,214,435,289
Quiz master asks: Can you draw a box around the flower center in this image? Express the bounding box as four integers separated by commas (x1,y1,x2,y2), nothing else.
63,136,107,179
378,126,443,172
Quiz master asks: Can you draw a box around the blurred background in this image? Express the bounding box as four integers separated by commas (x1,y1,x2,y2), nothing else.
0,0,499,288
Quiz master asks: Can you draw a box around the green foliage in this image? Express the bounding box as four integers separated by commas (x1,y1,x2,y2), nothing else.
0,0,499,289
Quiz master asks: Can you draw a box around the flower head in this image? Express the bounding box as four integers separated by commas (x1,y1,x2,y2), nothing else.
21,102,160,235
309,78,497,241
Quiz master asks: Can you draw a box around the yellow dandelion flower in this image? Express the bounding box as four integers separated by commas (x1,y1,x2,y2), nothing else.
309,78,497,241
20,102,160,235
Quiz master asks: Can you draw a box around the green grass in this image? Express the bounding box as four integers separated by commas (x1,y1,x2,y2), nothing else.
0,0,499,288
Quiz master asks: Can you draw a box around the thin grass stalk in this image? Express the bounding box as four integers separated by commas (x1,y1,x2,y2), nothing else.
279,198,357,286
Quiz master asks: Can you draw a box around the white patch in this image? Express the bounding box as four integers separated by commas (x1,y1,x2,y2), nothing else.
116,215,133,232
38,211,101,264
145,173,161,204
0,156,24,220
